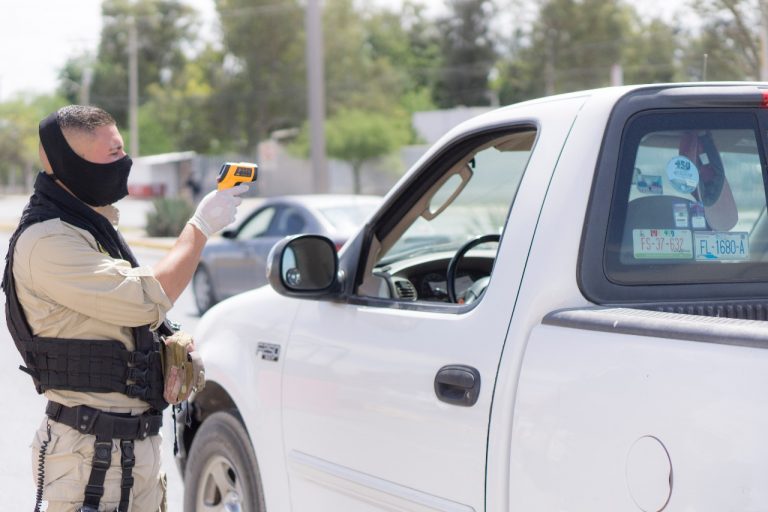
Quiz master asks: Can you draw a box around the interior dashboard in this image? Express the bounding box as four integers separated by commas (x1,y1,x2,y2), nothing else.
374,253,495,303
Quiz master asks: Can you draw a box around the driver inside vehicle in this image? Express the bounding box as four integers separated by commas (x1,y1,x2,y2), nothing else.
357,129,537,304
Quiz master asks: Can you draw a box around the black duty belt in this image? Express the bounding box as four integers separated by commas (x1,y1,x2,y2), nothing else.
45,401,162,512
45,401,162,440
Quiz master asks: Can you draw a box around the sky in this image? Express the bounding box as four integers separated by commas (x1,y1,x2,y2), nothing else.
0,0,216,100
0,0,690,101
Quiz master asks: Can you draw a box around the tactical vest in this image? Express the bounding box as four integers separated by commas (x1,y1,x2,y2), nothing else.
2,173,168,412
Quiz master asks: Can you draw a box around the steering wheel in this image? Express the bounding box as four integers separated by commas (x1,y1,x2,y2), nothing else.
446,234,501,304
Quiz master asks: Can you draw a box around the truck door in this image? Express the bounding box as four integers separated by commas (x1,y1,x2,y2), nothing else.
280,99,584,511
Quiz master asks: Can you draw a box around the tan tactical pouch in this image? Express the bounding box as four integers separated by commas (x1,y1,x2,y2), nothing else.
160,330,205,405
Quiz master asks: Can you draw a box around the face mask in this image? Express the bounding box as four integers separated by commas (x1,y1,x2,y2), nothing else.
39,112,132,207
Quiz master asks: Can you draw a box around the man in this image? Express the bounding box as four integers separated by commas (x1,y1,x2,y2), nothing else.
2,105,248,511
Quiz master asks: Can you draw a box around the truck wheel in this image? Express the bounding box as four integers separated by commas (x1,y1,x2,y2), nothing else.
193,265,217,314
183,411,266,512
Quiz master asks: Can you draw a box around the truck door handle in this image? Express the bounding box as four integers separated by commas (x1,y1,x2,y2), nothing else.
434,365,481,407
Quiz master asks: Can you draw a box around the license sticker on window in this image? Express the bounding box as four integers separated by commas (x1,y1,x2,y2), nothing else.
666,156,699,194
690,203,706,229
673,203,689,228
637,174,662,195
633,229,693,259
694,232,749,261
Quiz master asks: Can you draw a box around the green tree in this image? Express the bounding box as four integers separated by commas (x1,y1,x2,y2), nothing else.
320,0,440,149
59,0,200,128
321,0,410,114
497,0,679,104
622,18,680,85
210,0,306,153
325,109,410,193
680,0,760,81
433,0,498,107
291,108,410,193
56,53,96,104
0,95,66,188
139,45,226,154
362,1,442,110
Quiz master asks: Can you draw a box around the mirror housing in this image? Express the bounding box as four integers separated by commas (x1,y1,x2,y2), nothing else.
267,234,341,298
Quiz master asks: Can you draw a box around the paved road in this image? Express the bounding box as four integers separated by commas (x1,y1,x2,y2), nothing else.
0,232,200,511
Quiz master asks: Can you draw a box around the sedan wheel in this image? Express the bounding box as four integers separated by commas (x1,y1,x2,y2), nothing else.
184,412,265,512
193,266,217,314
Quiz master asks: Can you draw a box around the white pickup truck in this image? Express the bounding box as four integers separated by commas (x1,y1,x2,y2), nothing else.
177,83,768,512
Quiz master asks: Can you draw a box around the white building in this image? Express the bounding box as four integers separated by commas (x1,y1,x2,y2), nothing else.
127,151,197,199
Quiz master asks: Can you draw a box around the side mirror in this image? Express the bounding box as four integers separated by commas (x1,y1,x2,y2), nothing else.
221,229,236,239
267,234,341,298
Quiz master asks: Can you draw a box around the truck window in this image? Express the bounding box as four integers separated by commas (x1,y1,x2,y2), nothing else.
357,128,537,305
605,111,768,285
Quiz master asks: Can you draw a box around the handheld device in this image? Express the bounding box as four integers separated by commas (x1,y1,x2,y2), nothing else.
217,162,258,190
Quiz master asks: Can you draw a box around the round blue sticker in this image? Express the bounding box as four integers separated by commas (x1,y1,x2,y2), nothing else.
666,156,699,194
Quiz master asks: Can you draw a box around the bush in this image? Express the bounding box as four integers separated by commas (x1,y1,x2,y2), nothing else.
145,197,195,237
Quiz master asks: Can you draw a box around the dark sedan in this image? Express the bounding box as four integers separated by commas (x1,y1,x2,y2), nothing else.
192,194,382,313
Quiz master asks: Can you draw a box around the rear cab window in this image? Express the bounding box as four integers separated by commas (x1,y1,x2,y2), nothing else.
606,111,768,283
580,86,768,310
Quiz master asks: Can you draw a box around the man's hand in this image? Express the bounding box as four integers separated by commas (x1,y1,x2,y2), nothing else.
187,185,249,238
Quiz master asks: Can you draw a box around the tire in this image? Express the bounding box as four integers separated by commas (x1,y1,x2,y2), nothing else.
193,265,217,314
183,411,266,512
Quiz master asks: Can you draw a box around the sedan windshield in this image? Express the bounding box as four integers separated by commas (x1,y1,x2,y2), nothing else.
318,203,379,235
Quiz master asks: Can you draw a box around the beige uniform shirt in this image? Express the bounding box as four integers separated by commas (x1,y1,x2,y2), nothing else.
12,206,172,414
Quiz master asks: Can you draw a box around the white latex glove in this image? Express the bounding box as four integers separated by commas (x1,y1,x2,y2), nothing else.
187,185,249,238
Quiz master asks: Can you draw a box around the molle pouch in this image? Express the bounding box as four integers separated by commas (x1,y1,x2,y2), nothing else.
160,331,205,405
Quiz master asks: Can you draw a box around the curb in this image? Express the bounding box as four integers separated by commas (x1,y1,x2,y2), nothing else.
125,237,176,251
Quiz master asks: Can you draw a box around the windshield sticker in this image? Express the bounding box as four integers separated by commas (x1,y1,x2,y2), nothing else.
694,232,749,261
666,156,699,194
690,203,706,229
673,203,689,228
637,174,662,195
633,229,693,259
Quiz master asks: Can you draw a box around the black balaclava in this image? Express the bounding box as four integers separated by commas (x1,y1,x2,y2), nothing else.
38,111,132,207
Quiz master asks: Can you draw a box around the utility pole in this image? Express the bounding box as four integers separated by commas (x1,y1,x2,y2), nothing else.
79,68,93,106
305,0,328,193
761,0,768,81
128,16,140,157
544,29,556,96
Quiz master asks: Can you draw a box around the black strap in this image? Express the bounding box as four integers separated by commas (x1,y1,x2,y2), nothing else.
118,440,135,512
82,436,112,510
45,401,162,511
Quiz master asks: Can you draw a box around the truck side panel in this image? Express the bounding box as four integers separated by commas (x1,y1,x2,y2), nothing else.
509,319,768,511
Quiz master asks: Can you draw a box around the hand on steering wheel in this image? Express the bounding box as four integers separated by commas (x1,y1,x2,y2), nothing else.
446,234,500,304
